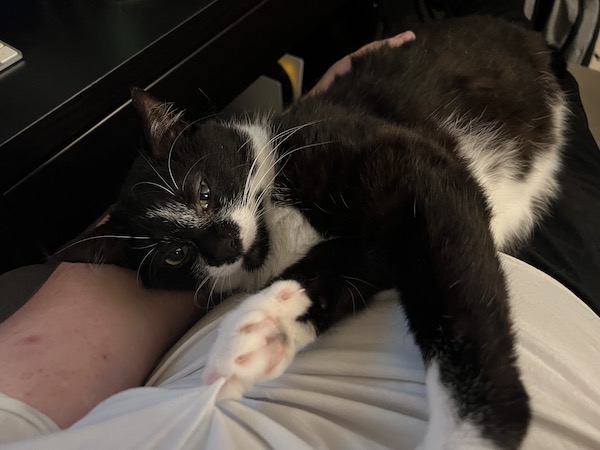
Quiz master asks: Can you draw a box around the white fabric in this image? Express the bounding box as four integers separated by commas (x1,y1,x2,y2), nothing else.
0,393,59,444
1,254,599,449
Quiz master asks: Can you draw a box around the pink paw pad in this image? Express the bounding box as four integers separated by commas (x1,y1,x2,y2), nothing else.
238,317,276,334
235,353,252,364
277,287,305,301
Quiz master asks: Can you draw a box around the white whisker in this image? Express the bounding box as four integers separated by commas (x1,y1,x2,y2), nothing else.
339,193,350,209
136,247,157,286
166,112,219,192
242,121,322,206
313,202,331,214
250,139,334,209
345,279,367,308
56,235,154,254
137,152,175,196
344,284,357,316
130,181,176,196
341,275,376,289
181,156,208,191
207,277,220,308
194,275,213,309
132,242,159,250
276,140,335,165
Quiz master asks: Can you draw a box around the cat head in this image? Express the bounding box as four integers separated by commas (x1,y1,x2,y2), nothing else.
57,88,274,291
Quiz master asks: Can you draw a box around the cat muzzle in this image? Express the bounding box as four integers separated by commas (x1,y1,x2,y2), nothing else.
194,223,242,267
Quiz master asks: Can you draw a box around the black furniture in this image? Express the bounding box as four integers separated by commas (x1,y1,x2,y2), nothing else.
0,0,352,274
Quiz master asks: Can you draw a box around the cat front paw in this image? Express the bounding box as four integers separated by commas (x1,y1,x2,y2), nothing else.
203,280,316,399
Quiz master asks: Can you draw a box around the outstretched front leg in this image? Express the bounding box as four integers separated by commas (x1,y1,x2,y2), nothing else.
203,239,390,399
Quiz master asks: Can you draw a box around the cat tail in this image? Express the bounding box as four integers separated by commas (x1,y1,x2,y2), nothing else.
392,151,531,449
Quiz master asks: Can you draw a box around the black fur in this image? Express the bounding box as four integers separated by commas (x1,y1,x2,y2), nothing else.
58,16,569,448
273,112,529,446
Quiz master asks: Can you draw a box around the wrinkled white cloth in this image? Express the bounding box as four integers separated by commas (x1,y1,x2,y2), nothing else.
0,393,60,444
1,254,599,449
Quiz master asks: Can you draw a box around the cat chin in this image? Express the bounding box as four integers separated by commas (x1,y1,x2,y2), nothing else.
206,258,244,280
201,253,267,294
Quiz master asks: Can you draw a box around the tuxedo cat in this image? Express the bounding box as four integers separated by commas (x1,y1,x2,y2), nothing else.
59,16,568,449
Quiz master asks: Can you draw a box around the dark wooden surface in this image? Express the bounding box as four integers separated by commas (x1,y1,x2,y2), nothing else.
0,0,257,189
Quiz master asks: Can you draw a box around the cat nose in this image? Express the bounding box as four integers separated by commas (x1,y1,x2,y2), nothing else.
196,223,242,266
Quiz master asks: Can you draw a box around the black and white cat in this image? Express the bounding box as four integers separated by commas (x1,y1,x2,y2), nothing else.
59,16,568,449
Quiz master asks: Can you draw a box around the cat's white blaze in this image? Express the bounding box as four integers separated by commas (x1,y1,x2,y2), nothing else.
234,121,277,205
443,97,567,250
420,362,497,450
229,207,258,252
146,202,205,228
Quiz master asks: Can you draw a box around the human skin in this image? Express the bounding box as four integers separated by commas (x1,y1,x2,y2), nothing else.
308,31,416,96
0,263,202,428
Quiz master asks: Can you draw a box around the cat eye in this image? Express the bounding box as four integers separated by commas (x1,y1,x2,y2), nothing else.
198,181,211,211
164,246,190,266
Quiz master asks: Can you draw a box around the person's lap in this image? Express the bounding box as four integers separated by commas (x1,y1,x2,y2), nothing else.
3,254,599,449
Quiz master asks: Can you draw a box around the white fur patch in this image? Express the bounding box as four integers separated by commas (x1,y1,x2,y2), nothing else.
230,207,258,252
203,279,317,399
234,121,277,205
146,202,205,228
418,362,497,449
262,205,323,274
442,96,568,251
206,258,244,280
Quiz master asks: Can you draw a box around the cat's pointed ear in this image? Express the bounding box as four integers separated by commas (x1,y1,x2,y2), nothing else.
55,216,136,267
131,87,186,159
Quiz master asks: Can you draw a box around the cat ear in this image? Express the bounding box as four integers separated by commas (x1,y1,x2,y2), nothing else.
131,87,186,159
55,217,137,268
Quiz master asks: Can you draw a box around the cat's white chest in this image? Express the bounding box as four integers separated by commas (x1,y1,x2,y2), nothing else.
204,203,320,294
248,204,323,288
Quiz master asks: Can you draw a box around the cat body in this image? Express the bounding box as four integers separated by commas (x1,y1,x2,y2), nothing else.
60,16,568,449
